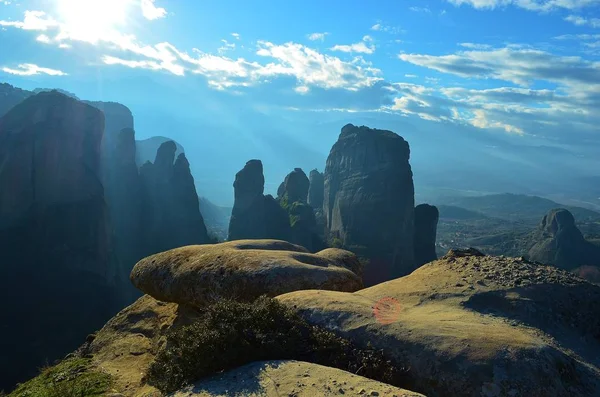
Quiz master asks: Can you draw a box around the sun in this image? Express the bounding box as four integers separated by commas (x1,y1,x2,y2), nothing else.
56,0,133,41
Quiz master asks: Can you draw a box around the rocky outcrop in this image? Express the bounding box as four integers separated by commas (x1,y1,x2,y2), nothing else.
0,91,119,390
308,169,324,209
528,208,600,269
324,124,415,286
135,135,185,167
279,168,310,204
228,160,291,241
173,360,425,397
414,204,439,266
278,250,600,396
130,239,363,307
140,141,209,255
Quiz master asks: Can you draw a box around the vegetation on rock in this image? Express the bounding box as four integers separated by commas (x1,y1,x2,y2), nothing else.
147,296,408,393
8,358,112,397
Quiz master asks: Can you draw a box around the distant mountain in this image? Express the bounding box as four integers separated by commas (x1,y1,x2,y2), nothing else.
437,205,488,220
0,83,31,117
439,193,600,225
198,197,231,241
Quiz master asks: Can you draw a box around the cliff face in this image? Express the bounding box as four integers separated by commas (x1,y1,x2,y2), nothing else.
324,124,415,285
414,204,439,267
528,208,600,269
0,91,118,390
140,141,209,255
106,128,144,297
228,160,291,241
308,169,324,209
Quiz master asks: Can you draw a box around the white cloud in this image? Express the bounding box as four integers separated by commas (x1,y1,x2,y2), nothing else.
0,10,59,30
565,14,600,27
409,6,432,12
330,35,375,54
140,0,167,20
370,22,404,34
231,33,240,40
405,74,417,78
36,34,51,43
398,46,600,89
447,0,600,11
307,32,328,41
470,108,523,134
218,39,235,54
459,42,492,49
294,86,310,94
1,63,67,76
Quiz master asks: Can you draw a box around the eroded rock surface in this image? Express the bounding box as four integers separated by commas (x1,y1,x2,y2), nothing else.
130,239,363,307
278,249,600,397
174,360,424,397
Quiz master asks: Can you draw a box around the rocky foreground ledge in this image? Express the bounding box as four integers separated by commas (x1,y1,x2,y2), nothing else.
9,244,600,397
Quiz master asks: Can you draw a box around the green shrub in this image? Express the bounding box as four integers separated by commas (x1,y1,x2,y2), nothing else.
9,358,112,397
147,296,408,393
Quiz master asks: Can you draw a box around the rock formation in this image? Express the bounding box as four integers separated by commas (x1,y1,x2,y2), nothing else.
228,160,291,241
279,168,310,204
527,208,600,269
324,124,415,285
135,135,185,167
105,128,144,298
308,169,324,209
139,141,209,255
130,239,363,307
414,204,439,266
0,91,119,390
0,82,32,117
279,250,600,396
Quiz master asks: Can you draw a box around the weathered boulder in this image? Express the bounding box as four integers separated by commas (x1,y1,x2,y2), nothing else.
308,169,324,209
324,124,415,286
0,91,118,390
280,168,310,204
528,208,600,269
413,203,439,266
173,360,424,397
278,250,600,397
130,239,363,307
228,160,291,241
140,141,209,255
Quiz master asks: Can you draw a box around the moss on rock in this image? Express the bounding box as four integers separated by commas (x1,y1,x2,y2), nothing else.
9,358,112,397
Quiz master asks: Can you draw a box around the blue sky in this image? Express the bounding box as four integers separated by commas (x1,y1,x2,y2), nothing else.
1,0,600,205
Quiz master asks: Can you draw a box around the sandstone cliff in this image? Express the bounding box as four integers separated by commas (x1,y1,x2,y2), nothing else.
228,160,291,241
414,204,439,266
0,91,119,390
140,141,209,255
308,169,324,209
324,124,415,285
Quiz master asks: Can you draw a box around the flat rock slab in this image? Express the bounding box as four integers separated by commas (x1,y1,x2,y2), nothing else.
278,251,600,397
131,239,363,307
173,360,424,397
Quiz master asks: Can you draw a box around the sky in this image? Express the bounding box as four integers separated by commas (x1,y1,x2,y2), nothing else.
1,0,599,206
